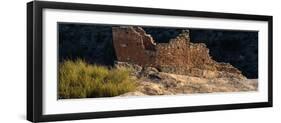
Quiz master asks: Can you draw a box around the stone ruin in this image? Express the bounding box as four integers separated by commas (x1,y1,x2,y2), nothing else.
112,26,246,79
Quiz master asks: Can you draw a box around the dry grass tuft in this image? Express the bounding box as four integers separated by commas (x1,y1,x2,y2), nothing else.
59,59,136,99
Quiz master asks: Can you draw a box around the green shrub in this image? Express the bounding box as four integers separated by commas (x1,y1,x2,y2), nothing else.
59,59,136,99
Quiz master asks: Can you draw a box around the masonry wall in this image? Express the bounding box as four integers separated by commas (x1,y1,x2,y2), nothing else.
112,27,156,67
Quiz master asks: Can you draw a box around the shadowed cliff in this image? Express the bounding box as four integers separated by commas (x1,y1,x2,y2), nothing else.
58,23,258,79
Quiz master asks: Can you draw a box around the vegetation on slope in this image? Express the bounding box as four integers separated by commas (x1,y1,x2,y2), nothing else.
59,59,136,99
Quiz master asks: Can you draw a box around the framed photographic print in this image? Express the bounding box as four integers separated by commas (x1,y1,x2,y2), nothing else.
27,1,273,122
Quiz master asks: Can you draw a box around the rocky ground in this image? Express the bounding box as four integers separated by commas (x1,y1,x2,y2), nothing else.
116,61,258,97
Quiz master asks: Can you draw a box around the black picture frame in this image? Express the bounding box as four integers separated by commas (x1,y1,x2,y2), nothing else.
27,1,273,122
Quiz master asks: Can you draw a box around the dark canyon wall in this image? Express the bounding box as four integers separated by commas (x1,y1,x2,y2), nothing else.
58,23,258,78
